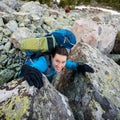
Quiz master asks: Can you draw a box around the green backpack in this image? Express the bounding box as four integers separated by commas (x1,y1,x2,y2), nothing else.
20,29,76,54
20,35,56,52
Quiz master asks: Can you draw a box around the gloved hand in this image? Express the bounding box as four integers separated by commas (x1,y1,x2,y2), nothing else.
21,64,43,89
77,63,94,77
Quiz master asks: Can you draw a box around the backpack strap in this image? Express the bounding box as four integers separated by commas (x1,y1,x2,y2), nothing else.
43,55,56,83
43,55,52,76
45,35,56,52
47,35,55,52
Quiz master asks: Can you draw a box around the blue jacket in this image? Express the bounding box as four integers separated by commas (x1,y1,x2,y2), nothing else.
24,51,78,79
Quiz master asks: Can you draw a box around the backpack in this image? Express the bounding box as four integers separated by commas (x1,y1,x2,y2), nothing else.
20,35,56,52
50,29,76,49
20,29,76,53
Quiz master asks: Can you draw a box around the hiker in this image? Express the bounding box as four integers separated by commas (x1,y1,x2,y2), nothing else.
20,46,94,89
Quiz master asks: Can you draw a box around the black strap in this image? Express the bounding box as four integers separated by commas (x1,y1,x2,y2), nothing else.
47,36,54,52
43,55,52,76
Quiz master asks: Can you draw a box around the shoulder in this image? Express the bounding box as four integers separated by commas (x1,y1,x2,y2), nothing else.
38,56,47,61
32,56,49,72
65,59,78,70
33,56,48,65
36,55,52,66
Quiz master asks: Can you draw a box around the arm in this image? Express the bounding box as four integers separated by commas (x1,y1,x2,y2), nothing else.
65,59,78,70
21,56,48,89
65,59,94,77
21,64,43,89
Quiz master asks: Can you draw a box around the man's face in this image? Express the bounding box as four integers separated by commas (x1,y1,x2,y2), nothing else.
52,53,67,72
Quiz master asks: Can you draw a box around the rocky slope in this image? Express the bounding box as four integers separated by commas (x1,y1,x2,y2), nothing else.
0,0,120,120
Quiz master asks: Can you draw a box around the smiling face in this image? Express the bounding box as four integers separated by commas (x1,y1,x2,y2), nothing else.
52,53,67,72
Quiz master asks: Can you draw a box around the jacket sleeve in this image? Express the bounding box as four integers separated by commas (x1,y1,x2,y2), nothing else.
65,59,78,70
25,56,48,73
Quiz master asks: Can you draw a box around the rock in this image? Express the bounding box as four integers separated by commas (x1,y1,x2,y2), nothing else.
73,19,118,54
20,1,43,17
10,27,33,49
0,1,16,13
0,55,7,65
6,20,18,32
2,0,24,11
112,31,120,54
56,42,120,120
3,28,11,36
0,75,75,120
0,18,4,27
0,69,15,85
108,54,120,65
4,41,11,52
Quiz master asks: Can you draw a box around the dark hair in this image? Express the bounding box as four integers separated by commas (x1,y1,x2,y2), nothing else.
51,46,69,58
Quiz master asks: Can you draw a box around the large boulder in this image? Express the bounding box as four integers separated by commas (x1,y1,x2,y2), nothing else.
0,75,75,120
73,19,118,54
56,42,120,120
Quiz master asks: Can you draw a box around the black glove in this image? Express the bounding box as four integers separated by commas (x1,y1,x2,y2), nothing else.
77,63,94,77
21,64,43,89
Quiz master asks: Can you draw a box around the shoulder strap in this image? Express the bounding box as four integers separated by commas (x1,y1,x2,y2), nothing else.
43,55,52,76
46,35,56,52
45,34,56,52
